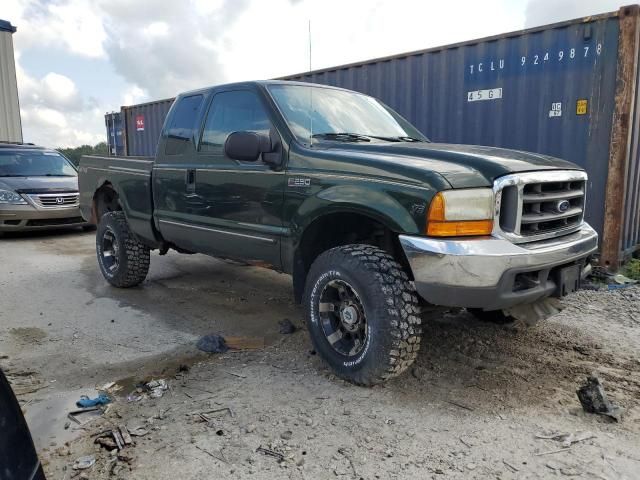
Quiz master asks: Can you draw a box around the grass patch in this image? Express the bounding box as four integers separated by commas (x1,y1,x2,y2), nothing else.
622,258,640,281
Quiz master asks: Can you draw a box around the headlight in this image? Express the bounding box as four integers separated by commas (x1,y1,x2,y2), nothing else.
427,188,494,237
0,189,27,205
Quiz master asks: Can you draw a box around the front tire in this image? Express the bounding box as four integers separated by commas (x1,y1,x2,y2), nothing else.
96,211,150,288
304,245,422,386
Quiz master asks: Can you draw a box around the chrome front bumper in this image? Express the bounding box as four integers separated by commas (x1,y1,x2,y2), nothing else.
399,224,598,310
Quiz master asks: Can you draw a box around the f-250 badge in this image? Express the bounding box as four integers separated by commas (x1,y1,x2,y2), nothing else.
288,177,311,188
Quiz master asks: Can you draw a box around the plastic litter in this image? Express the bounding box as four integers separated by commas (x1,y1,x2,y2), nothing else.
72,455,96,470
576,376,624,422
146,379,168,399
196,334,229,353
76,393,111,408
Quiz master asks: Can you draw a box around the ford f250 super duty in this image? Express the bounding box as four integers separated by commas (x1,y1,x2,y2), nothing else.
79,81,598,385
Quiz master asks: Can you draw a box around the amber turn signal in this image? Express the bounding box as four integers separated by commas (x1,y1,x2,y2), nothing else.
426,191,494,237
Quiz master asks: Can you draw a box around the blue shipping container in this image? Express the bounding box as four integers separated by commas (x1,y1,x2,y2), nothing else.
105,111,124,156
281,6,640,267
122,98,174,157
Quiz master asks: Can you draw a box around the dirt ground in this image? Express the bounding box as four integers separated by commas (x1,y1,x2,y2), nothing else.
1,230,639,479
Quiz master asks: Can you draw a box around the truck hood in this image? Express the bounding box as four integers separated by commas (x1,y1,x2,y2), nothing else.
0,176,79,193
323,142,581,188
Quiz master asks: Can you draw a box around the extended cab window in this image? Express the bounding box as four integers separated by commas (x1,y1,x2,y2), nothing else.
199,91,270,153
165,94,204,155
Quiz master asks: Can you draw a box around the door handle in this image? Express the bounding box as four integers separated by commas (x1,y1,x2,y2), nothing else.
186,169,196,192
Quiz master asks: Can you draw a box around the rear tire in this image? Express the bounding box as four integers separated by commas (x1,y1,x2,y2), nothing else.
96,211,150,288
304,244,422,386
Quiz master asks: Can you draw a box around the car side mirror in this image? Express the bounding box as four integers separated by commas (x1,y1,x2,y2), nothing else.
224,131,272,162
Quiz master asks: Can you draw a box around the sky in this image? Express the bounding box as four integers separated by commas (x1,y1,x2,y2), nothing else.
2,0,622,148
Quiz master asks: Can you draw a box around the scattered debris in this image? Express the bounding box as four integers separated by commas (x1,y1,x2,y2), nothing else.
127,425,148,437
445,400,474,411
256,446,285,462
195,445,227,463
76,393,111,408
225,371,247,379
576,376,624,422
278,319,297,334
535,448,571,456
72,455,96,470
146,379,168,399
503,460,519,472
535,431,595,447
196,334,229,353
68,407,103,425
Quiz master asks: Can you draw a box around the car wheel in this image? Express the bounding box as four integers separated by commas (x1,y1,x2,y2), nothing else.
96,211,150,288
304,244,422,386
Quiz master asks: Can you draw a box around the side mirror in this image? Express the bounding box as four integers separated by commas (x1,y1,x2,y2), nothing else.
224,131,272,162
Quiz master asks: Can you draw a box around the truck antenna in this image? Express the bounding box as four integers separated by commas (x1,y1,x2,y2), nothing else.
308,19,314,147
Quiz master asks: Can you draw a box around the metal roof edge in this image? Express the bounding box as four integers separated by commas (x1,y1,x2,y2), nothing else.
120,97,175,111
0,19,17,33
277,7,625,80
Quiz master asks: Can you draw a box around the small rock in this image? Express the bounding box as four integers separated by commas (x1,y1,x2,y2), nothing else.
466,463,477,470
281,430,293,440
245,424,257,434
278,319,297,334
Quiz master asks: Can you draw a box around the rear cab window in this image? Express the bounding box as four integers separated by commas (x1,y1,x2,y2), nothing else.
164,94,205,155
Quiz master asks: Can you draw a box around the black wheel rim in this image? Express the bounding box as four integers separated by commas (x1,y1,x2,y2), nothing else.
318,279,368,357
100,227,120,273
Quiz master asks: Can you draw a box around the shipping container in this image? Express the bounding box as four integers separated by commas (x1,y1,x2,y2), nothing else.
105,111,125,156
121,98,174,157
281,5,640,268
0,19,22,143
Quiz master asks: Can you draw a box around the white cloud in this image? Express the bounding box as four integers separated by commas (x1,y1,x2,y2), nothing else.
524,0,621,27
8,0,106,58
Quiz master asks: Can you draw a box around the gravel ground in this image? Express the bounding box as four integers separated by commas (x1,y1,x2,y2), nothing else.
1,230,639,479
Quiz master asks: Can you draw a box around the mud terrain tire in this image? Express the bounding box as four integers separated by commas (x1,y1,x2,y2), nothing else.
304,244,422,386
96,211,150,288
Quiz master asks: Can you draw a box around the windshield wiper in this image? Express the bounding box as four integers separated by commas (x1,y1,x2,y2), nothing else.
311,133,371,142
366,135,424,142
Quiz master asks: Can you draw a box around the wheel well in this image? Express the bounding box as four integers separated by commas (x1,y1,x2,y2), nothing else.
92,183,122,223
292,212,411,303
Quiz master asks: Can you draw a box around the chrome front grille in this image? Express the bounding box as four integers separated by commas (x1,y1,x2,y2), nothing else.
493,171,587,244
27,192,79,209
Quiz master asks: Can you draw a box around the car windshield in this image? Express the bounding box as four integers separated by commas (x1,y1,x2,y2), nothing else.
0,150,76,177
267,84,428,145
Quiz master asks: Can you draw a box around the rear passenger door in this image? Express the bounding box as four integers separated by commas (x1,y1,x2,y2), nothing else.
157,87,285,268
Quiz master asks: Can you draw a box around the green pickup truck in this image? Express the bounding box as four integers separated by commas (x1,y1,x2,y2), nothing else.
79,81,598,385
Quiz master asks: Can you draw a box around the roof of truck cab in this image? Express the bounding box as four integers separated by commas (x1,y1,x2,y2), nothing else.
177,80,361,97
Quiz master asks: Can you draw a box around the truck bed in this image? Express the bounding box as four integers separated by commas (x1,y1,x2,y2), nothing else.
78,155,157,242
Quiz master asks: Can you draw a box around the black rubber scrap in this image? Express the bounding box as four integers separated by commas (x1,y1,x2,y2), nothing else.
576,376,624,422
196,334,229,353
278,319,297,335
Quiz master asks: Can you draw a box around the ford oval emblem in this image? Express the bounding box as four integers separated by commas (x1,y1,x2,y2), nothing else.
556,200,570,213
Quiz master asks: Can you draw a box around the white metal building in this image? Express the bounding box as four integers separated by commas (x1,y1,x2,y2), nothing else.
0,19,22,143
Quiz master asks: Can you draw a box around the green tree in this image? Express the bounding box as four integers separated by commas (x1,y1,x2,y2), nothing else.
57,142,109,166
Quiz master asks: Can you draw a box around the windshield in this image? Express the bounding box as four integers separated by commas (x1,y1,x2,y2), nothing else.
0,150,76,177
267,84,428,145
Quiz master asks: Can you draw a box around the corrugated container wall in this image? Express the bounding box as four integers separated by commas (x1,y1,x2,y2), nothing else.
121,98,174,157
281,6,640,267
0,20,22,143
105,112,125,156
